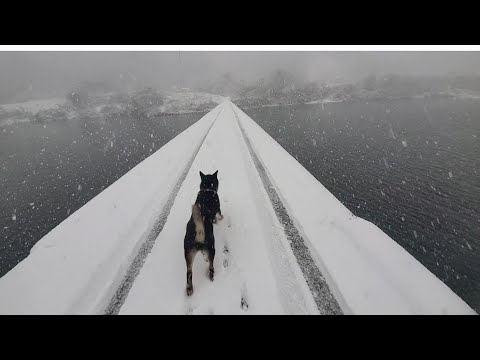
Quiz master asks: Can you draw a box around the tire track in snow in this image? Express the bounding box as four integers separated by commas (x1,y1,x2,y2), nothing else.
231,104,343,315
104,105,225,315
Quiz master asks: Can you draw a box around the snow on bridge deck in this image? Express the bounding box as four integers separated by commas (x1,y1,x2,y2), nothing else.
0,101,475,315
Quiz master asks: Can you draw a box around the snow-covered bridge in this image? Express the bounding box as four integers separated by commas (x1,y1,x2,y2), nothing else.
0,101,475,315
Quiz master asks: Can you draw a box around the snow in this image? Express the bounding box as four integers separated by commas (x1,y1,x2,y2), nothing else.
0,98,66,127
1,98,65,113
0,117,31,126
305,98,341,105
445,88,480,100
0,104,222,314
0,91,224,127
383,157,390,169
149,91,227,115
231,102,475,315
388,124,396,139
120,103,318,315
0,101,475,315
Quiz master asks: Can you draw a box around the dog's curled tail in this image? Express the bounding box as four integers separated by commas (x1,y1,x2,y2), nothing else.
192,204,205,243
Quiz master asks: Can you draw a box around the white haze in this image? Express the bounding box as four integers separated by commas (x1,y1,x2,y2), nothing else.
1,51,480,103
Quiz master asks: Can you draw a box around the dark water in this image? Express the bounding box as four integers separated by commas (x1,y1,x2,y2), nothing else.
242,97,480,313
0,111,204,277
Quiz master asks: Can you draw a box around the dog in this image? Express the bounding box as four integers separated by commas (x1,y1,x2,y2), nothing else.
184,170,224,296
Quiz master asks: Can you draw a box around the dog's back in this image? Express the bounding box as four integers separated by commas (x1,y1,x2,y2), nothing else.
195,191,220,220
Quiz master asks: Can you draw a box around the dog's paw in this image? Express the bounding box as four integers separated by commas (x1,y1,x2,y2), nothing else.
214,213,224,222
186,286,193,296
241,297,249,311
208,268,214,281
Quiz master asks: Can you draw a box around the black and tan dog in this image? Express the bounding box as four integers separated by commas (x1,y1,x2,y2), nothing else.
184,170,224,296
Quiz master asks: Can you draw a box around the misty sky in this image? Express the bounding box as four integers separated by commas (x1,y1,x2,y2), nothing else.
1,51,480,103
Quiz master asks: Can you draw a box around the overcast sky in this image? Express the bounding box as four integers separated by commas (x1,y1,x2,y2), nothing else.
1,52,480,103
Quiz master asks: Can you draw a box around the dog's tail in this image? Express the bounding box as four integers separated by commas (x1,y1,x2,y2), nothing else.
192,204,205,243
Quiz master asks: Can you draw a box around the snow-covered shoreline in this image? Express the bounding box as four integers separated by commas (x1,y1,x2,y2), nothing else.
2,87,480,127
0,97,66,113
0,90,227,127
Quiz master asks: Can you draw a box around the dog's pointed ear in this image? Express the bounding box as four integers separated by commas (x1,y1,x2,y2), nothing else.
200,171,205,180
214,170,218,177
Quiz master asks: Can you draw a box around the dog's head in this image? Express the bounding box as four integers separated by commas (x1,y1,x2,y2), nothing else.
199,170,219,191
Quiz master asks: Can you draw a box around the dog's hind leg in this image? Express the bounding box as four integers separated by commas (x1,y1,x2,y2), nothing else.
185,249,197,296
208,247,215,281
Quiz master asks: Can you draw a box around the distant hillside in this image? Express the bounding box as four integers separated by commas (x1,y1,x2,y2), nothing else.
199,73,244,97
226,72,480,109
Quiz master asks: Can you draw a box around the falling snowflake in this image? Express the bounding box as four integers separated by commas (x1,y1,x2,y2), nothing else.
383,157,390,169
388,124,396,139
